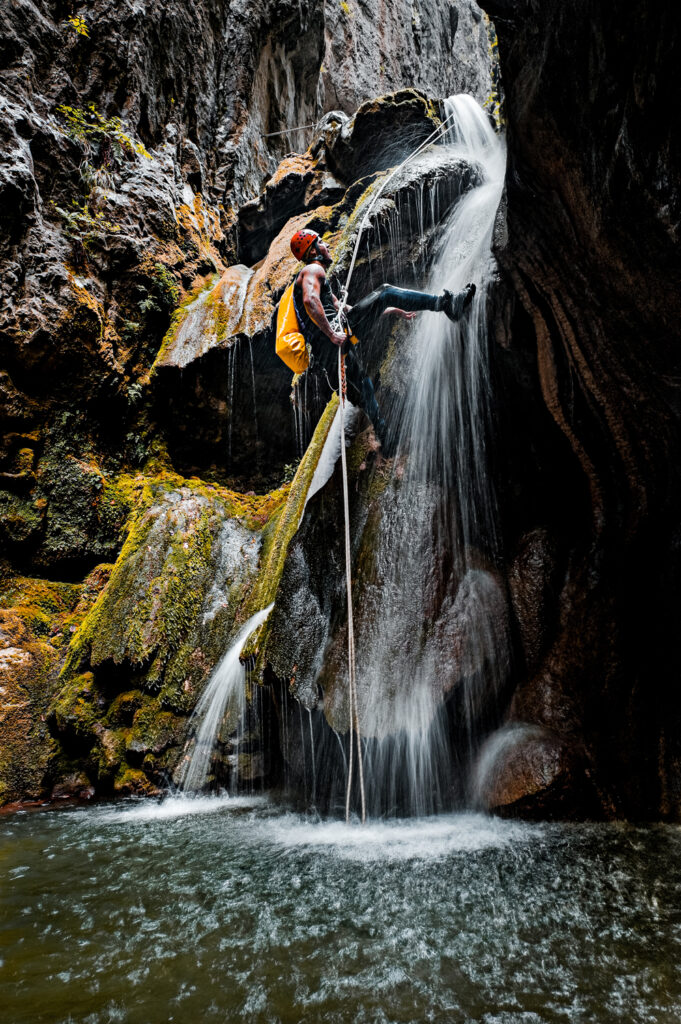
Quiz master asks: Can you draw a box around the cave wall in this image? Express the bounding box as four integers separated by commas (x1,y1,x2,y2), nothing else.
0,1,497,804
478,0,681,817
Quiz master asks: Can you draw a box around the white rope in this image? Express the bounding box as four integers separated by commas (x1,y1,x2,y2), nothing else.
334,109,460,823
263,122,318,138
335,107,459,320
338,347,366,824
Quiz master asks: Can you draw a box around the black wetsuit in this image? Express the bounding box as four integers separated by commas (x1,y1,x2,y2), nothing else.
293,269,442,432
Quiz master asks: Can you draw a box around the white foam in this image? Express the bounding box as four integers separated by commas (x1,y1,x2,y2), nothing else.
96,794,268,823
263,812,535,862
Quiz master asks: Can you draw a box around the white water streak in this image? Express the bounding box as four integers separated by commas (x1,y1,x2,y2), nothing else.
352,96,508,815
177,605,273,793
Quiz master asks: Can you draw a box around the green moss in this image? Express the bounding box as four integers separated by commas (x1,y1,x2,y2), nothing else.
0,575,84,649
59,466,288,710
127,700,184,755
33,437,135,568
0,607,64,805
0,490,44,545
0,576,81,617
16,448,34,473
105,691,146,727
113,766,158,796
51,405,337,787
51,672,99,740
96,728,127,779
241,395,339,665
56,103,151,160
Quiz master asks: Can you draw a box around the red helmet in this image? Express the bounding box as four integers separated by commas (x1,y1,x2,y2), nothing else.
290,228,320,262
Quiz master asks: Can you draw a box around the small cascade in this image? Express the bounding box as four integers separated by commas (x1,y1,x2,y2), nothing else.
346,95,508,816
177,604,273,794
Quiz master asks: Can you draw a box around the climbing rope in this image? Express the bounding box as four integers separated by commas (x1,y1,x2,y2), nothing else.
263,122,318,138
333,106,463,823
338,347,366,824
335,105,460,323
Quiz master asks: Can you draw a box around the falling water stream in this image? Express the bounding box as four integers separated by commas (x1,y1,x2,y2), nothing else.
176,605,273,794
338,96,509,816
181,97,510,814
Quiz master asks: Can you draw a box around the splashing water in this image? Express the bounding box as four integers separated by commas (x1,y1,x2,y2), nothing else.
3,805,680,1023
346,95,508,816
176,604,273,794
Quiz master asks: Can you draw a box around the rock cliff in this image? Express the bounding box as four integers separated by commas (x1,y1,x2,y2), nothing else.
475,0,681,818
0,1,496,805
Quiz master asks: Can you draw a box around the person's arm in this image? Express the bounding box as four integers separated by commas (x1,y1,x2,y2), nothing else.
301,267,347,347
382,307,419,321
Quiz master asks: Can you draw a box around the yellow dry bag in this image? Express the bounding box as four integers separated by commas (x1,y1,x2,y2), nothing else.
276,283,309,374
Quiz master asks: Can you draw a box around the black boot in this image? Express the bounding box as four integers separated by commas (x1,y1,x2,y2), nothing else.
441,283,476,322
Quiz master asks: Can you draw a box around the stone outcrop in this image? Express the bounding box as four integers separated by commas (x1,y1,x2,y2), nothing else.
0,0,493,571
153,101,478,489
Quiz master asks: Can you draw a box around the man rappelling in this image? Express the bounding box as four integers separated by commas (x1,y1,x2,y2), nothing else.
277,228,476,442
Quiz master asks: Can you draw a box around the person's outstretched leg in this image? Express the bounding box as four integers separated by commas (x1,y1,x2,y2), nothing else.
441,283,476,322
348,284,439,335
347,282,475,335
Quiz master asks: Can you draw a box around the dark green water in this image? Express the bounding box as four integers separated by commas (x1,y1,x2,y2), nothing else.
1,796,680,1023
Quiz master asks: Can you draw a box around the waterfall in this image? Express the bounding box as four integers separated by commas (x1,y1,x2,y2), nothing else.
177,605,273,794
349,95,508,817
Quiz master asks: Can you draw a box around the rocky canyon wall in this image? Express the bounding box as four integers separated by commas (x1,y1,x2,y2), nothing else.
0,2,496,804
476,0,681,818
2,0,679,822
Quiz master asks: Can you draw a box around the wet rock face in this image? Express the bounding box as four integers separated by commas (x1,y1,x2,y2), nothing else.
156,115,479,488
0,1,493,576
0,0,489,409
474,723,599,820
320,0,493,115
479,0,681,817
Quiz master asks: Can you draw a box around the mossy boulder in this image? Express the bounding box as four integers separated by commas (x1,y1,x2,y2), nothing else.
127,699,185,758
0,489,45,547
51,671,101,741
62,474,280,712
0,571,113,805
113,766,160,797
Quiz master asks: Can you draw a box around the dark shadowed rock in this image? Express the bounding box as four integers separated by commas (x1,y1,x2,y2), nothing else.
507,527,558,674
474,722,598,819
325,90,443,183
479,0,681,818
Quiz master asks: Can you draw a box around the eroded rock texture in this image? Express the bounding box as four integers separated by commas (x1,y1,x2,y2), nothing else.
0,1,496,803
476,0,681,818
0,0,493,564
